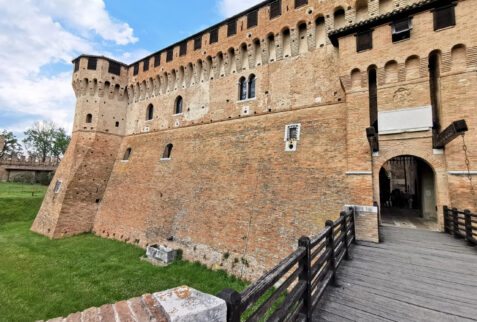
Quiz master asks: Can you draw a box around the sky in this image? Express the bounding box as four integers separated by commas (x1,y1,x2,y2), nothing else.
0,0,262,139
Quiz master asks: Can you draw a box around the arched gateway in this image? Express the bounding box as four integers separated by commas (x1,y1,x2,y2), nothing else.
379,155,438,230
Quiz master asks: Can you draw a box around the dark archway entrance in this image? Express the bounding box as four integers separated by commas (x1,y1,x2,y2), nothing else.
379,155,438,230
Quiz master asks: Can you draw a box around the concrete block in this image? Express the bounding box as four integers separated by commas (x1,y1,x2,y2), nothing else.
146,244,176,264
153,286,226,322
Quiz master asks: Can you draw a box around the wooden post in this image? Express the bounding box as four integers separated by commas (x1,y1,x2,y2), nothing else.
340,211,351,260
350,208,356,244
464,210,473,245
452,208,460,238
443,206,449,234
298,236,312,320
216,288,241,322
325,220,339,287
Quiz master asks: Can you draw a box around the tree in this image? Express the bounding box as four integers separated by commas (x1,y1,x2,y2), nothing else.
0,130,22,158
23,121,71,161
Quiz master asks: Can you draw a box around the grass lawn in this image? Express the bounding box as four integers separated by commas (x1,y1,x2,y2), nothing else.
0,182,249,321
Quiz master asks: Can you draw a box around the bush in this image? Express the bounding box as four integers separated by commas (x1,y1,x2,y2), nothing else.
11,173,35,184
36,171,54,185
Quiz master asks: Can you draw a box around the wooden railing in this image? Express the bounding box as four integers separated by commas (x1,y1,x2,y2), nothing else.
217,208,355,322
443,206,477,246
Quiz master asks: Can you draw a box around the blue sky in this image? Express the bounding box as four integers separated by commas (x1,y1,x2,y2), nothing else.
0,0,262,139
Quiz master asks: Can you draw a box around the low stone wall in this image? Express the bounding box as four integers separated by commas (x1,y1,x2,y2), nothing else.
40,287,226,322
344,205,380,243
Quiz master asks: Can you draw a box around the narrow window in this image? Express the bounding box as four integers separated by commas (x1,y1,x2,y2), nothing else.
108,61,121,76
295,0,308,8
433,5,456,31
228,19,237,37
167,48,174,62
115,121,119,127
194,36,202,50
285,124,301,141
429,51,442,147
123,148,131,161
154,53,161,67
356,30,373,52
334,8,346,29
133,63,139,76
248,74,256,99
162,144,173,159
368,66,378,132
54,180,62,194
391,18,412,42
146,104,154,121
87,57,97,70
174,96,183,114
74,60,80,72
86,114,93,123
247,11,258,28
179,42,187,56
270,0,282,19
210,28,219,44
239,77,247,100
143,58,149,72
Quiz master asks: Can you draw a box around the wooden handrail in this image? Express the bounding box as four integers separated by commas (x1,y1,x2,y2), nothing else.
443,206,477,246
217,208,356,321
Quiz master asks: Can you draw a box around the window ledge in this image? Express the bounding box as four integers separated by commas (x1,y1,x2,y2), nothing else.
160,158,171,161
237,97,256,103
145,119,153,123
172,113,183,116
121,160,129,163
434,25,455,32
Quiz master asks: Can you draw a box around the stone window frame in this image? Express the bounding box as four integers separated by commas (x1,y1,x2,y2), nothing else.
54,180,63,194
161,143,173,161
284,123,302,142
433,4,456,31
237,74,258,102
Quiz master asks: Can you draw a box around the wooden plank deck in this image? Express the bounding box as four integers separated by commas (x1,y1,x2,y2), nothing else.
313,226,477,322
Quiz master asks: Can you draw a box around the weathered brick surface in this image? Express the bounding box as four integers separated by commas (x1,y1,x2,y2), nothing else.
99,304,116,322
33,0,477,278
65,312,81,322
114,301,134,322
142,294,168,322
127,297,151,321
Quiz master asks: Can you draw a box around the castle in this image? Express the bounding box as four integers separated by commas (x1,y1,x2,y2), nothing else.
31,0,476,278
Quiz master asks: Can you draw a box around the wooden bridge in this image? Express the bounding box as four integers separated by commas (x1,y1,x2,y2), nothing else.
218,207,477,322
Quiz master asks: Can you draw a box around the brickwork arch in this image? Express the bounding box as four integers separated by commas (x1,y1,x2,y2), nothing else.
451,44,467,71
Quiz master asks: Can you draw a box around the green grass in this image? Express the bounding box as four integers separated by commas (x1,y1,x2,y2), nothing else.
0,182,248,322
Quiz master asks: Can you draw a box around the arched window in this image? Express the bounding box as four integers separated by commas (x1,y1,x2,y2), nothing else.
248,74,256,99
163,144,173,159
238,77,247,100
123,148,131,161
86,114,92,123
174,96,183,114
146,104,154,121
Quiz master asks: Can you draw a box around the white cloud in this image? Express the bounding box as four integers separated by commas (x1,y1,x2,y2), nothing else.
218,0,263,17
0,0,140,136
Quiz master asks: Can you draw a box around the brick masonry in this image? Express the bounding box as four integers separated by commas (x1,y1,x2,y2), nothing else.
32,0,477,278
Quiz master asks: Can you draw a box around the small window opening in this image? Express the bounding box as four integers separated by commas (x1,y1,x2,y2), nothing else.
433,5,456,31
167,48,174,62
175,96,183,114
248,74,256,99
108,61,121,76
247,10,258,28
210,28,219,44
74,60,80,72
368,66,378,132
154,53,161,67
179,42,187,56
146,104,154,121
143,58,150,72
356,30,373,52
239,77,247,100
123,148,132,161
87,57,97,70
133,63,139,76
295,0,308,9
194,36,202,50
285,124,301,141
270,0,282,19
54,180,62,194
228,19,237,37
392,18,412,42
115,121,119,127
162,144,173,159
86,114,93,123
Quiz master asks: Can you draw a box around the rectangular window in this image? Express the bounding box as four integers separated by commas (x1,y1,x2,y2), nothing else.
154,53,161,67
179,42,187,56
194,36,202,50
54,180,63,194
167,48,174,62
247,11,258,28
270,0,281,19
433,5,456,31
108,61,121,76
284,124,301,141
356,30,373,52
227,19,237,37
73,60,79,72
295,0,308,9
133,63,139,76
87,57,97,70
143,58,149,72
210,28,219,44
391,18,412,42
